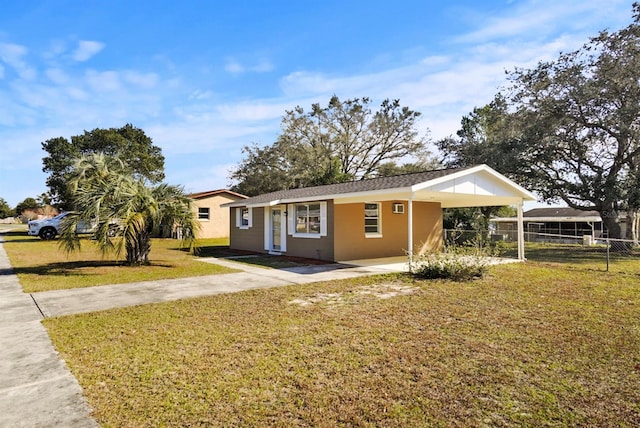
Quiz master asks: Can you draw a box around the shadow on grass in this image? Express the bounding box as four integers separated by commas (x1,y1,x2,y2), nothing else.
187,244,333,269
0,260,175,277
0,230,39,243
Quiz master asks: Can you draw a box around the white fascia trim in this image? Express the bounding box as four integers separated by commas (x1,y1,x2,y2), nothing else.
224,200,282,208
280,188,411,205
246,200,281,208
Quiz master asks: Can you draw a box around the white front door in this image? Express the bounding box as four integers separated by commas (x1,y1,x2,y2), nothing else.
264,206,287,253
272,208,282,252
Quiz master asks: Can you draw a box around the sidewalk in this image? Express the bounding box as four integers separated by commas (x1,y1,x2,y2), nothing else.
0,239,98,427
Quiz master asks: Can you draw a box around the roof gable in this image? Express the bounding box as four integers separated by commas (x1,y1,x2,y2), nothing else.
189,189,247,200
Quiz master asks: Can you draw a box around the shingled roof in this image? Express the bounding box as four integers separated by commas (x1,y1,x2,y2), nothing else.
224,166,475,207
523,207,600,218
189,189,247,200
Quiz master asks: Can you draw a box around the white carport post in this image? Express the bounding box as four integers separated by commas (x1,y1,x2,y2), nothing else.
517,200,525,260
407,195,414,267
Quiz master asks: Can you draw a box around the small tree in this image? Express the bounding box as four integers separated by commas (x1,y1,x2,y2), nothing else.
60,153,199,266
14,197,41,218
0,198,12,219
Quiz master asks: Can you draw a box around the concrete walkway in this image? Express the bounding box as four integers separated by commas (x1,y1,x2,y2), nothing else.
30,257,403,317
0,239,98,427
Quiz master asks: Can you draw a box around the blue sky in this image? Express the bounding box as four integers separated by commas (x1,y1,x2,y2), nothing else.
0,0,633,207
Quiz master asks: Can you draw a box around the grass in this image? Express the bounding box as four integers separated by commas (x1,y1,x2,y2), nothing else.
44,260,640,426
1,231,238,292
496,241,640,273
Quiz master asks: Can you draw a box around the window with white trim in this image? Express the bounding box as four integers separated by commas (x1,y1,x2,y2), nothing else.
289,201,327,238
235,207,252,229
365,202,381,237
296,203,321,234
198,207,210,220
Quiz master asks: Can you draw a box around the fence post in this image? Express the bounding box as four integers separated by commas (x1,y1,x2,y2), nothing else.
606,238,610,272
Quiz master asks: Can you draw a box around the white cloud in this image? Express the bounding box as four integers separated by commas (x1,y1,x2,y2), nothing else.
177,162,237,194
455,0,629,44
279,71,338,97
85,69,121,92
276,31,607,140
45,68,69,84
72,40,105,62
122,71,159,89
0,42,36,80
146,117,278,155
224,59,244,74
188,89,213,100
216,100,296,122
224,57,274,74
43,39,67,60
252,59,274,73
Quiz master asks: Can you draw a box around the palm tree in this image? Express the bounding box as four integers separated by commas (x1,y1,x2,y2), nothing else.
59,153,199,265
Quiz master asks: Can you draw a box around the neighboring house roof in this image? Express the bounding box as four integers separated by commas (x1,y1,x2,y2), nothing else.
223,165,536,209
189,189,248,200
523,207,600,218
492,207,602,223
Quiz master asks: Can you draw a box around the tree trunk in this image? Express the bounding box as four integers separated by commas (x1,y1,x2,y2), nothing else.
600,205,622,239
627,208,640,245
126,230,152,265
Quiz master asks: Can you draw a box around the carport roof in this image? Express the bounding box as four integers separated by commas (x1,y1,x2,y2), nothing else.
223,164,536,208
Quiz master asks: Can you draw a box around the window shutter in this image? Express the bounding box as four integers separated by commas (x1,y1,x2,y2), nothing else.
288,204,295,235
263,207,270,250
320,202,327,236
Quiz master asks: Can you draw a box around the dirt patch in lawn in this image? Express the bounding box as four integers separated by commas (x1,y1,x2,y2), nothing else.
289,281,419,307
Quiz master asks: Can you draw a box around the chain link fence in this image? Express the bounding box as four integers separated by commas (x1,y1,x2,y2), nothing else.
444,229,640,272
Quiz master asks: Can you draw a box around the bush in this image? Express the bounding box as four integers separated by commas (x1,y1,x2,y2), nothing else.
409,245,493,281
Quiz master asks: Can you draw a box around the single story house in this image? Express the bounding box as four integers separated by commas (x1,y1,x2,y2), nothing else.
222,165,536,262
189,189,247,239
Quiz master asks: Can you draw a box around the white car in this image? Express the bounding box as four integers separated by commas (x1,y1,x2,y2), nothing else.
28,212,100,240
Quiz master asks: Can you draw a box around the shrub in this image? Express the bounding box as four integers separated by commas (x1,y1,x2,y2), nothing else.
409,245,493,281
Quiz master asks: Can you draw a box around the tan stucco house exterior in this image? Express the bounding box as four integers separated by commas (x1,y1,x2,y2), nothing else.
223,165,536,262
189,189,247,239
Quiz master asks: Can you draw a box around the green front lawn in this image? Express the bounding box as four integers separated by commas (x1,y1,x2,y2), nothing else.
44,261,640,426
1,233,238,292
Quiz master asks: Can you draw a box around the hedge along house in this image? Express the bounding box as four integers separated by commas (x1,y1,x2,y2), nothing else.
223,165,536,263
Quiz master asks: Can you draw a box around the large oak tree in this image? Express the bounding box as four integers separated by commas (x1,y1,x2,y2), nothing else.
230,96,432,196
42,124,165,209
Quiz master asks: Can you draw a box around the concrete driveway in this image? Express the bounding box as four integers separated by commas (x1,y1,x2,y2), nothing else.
30,257,405,318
